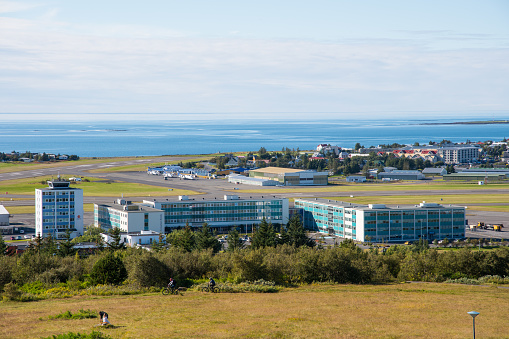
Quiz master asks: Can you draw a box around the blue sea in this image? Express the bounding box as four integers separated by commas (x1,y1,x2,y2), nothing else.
1,117,508,157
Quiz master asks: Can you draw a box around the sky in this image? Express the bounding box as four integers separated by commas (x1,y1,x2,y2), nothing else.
0,0,508,121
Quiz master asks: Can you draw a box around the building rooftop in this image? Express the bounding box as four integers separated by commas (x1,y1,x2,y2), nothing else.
96,200,163,213
296,198,464,211
251,167,308,174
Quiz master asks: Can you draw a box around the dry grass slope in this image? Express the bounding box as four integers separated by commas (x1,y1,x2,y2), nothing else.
1,283,508,339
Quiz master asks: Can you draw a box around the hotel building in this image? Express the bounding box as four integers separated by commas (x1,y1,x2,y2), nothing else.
295,198,465,242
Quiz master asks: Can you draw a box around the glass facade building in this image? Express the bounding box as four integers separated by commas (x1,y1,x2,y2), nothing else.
144,195,289,232
295,199,465,242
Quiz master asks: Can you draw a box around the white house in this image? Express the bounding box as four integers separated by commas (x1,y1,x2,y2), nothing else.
346,176,367,183
101,230,161,248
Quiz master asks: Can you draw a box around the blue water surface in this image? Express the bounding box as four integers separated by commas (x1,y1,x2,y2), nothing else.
1,118,508,157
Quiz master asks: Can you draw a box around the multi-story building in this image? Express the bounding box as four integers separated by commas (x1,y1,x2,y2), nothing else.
144,195,289,233
94,199,164,233
35,180,84,239
295,198,465,242
438,146,480,164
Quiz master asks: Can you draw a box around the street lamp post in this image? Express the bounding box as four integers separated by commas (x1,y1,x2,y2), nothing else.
467,311,479,339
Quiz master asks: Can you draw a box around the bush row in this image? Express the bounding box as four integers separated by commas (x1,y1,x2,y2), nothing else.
2,245,509,300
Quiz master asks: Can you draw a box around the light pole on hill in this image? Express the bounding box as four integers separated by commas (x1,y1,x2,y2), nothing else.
467,311,479,339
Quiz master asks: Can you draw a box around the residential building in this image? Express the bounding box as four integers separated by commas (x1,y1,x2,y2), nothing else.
438,146,480,164
249,167,328,186
35,179,84,239
94,199,164,233
144,195,289,233
295,198,465,242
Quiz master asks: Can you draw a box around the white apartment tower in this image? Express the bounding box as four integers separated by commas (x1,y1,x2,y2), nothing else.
35,179,84,239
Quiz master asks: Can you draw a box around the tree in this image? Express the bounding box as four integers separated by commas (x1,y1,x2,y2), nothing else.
90,252,128,285
107,227,126,251
0,235,6,255
167,225,196,252
278,226,290,246
251,218,277,249
226,228,244,251
72,226,105,244
287,214,314,247
195,223,221,253
354,143,363,151
57,229,76,257
151,233,166,252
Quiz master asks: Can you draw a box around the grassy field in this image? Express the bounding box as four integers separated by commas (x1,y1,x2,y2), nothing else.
0,176,200,197
1,283,508,339
0,157,151,174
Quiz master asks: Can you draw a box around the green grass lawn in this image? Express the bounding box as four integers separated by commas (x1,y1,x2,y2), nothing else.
1,283,508,339
0,176,200,197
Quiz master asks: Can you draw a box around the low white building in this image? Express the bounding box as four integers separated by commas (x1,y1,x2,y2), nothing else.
378,170,425,181
101,230,161,248
422,168,447,176
228,174,278,186
94,199,164,233
346,176,367,183
0,205,9,226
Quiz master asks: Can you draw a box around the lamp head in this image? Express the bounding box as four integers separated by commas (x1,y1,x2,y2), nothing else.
467,311,480,318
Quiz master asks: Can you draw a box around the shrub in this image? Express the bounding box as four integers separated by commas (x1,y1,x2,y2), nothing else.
2,282,22,301
47,309,98,320
89,253,127,285
125,253,169,287
41,330,111,339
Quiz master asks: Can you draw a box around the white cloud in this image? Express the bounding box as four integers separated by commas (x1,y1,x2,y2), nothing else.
0,0,42,14
0,12,508,115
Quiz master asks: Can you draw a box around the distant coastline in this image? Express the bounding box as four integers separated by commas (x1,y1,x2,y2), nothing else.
420,120,509,125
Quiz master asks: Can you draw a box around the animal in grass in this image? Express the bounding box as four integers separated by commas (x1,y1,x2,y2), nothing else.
99,311,111,326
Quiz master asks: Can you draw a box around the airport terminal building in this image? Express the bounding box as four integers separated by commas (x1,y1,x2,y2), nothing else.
295,198,465,242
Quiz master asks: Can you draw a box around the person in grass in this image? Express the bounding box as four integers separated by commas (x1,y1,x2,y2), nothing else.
99,311,110,326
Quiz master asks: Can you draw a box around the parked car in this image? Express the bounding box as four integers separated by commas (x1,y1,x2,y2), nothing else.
24,235,30,239
16,236,22,240
10,236,15,240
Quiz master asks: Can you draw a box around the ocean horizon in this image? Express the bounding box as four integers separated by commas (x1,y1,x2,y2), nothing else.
1,116,508,157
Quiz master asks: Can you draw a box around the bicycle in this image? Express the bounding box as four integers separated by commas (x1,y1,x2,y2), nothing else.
201,285,220,293
162,287,180,295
